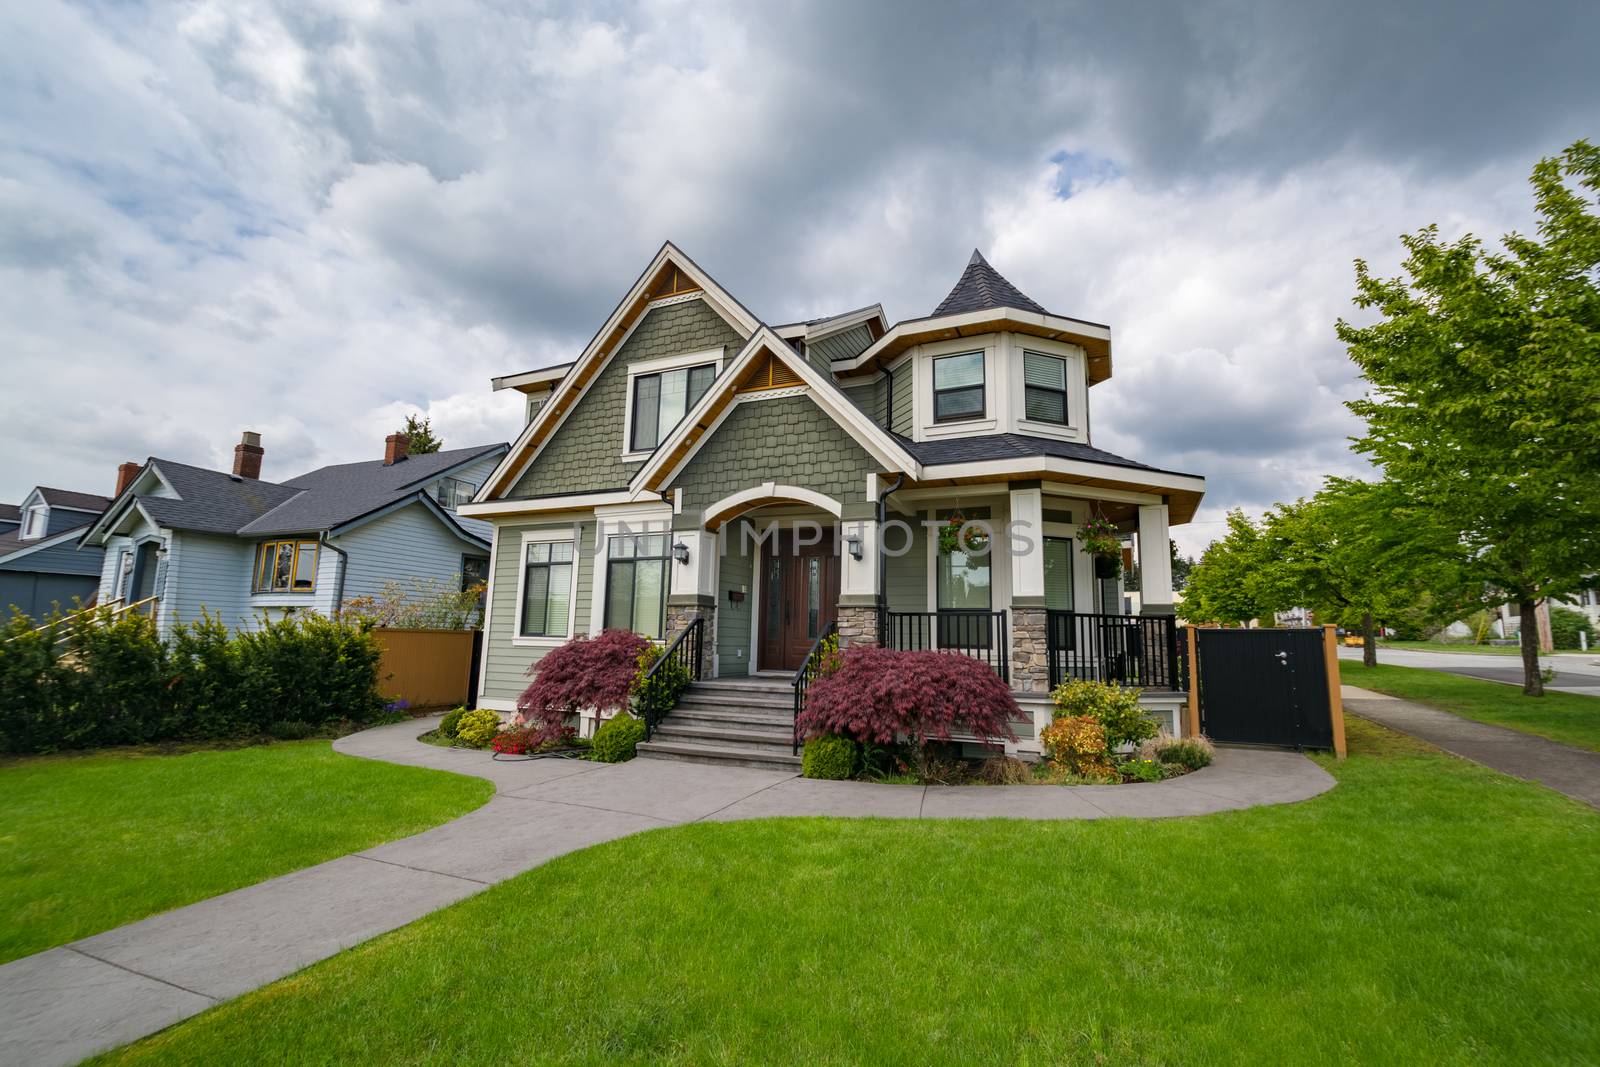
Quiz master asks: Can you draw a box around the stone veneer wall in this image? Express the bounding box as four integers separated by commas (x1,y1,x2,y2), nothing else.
836,604,879,650
1009,606,1050,694
665,602,717,677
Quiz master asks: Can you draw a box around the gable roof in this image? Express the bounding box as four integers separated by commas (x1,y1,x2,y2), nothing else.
37,488,112,513
0,521,97,564
630,326,924,497
480,242,761,500
933,249,1049,317
239,443,506,536
135,461,303,535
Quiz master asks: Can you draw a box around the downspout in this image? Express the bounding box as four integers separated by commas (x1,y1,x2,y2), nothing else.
880,367,893,428
875,472,905,616
320,531,348,616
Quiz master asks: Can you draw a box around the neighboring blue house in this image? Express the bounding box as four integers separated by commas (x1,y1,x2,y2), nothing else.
78,431,508,636
0,486,112,619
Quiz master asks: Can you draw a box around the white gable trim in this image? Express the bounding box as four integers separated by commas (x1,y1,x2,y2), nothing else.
701,483,843,525
477,243,760,502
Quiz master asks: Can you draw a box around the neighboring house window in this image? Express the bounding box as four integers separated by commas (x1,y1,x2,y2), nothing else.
434,476,478,511
936,508,991,647
932,352,984,422
254,540,319,592
630,363,717,452
461,555,489,592
604,534,669,639
1043,537,1074,610
1023,351,1069,425
519,540,574,637
21,505,47,539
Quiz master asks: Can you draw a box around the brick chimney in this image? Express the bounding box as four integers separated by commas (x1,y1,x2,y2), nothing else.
384,432,409,466
233,431,264,480
115,461,142,497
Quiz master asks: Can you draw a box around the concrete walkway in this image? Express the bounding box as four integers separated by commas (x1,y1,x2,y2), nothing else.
0,719,1334,1067
1343,685,1600,809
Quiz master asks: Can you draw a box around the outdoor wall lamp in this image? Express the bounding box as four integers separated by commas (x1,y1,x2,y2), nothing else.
672,541,690,565
845,533,863,560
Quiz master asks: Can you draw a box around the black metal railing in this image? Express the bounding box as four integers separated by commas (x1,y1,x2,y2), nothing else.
1046,611,1181,691
790,619,838,755
878,609,1010,684
636,616,703,740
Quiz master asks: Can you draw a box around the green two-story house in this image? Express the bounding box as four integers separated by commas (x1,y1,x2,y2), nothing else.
461,243,1206,763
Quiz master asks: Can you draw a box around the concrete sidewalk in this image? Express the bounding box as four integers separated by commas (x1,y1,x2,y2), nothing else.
1343,685,1600,809
0,718,1334,1067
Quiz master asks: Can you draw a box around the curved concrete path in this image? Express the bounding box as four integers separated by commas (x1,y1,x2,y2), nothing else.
0,718,1333,1067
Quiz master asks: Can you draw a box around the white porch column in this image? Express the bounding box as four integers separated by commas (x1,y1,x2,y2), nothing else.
1008,485,1045,602
672,528,719,602
838,516,881,649
1137,502,1174,615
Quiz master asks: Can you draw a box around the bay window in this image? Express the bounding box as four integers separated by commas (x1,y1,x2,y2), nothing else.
1023,351,1069,425
254,540,319,592
933,351,985,422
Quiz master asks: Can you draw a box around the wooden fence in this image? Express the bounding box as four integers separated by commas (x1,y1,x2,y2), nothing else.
372,627,477,711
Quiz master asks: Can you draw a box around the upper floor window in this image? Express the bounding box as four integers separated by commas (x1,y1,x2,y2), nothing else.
630,363,716,452
21,505,46,539
254,540,319,593
932,352,984,422
1023,351,1069,425
434,476,478,511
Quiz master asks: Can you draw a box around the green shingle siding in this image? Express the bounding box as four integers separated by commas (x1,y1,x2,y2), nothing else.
890,360,913,435
480,520,596,705
840,380,883,424
508,300,744,498
668,395,878,515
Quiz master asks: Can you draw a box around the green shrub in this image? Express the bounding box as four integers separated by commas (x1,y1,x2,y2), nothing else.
1120,758,1167,782
802,734,857,780
1039,715,1115,778
454,708,502,747
268,720,314,740
1142,734,1214,771
1549,606,1596,650
592,711,646,763
1051,679,1157,751
438,706,467,739
631,642,691,722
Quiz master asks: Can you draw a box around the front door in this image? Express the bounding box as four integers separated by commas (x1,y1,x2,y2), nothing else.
757,531,840,672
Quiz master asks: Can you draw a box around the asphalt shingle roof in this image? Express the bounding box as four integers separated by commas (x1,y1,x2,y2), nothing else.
37,488,112,512
897,432,1199,479
0,503,18,523
932,249,1050,318
237,443,506,536
136,461,303,535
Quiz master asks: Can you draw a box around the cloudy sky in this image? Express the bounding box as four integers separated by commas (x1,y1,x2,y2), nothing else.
3,0,1595,552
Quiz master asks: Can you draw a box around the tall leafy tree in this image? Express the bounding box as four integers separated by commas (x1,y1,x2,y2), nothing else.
400,414,443,454
1338,141,1600,694
1181,510,1274,626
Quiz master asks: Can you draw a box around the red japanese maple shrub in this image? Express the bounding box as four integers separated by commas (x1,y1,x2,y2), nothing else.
517,629,651,731
796,646,1018,749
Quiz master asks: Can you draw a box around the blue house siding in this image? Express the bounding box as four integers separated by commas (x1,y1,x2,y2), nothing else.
0,572,98,618
334,500,489,606
425,452,500,543
163,531,254,632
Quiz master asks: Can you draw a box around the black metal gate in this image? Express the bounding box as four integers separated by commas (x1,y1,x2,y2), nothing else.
1195,628,1333,749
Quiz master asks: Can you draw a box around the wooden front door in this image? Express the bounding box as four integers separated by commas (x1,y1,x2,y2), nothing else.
757,531,840,672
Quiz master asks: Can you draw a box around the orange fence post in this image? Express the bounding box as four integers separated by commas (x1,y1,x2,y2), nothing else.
1322,624,1347,758
1184,625,1201,738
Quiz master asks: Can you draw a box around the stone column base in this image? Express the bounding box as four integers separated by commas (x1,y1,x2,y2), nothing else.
665,600,717,678
1009,606,1049,695
836,603,879,649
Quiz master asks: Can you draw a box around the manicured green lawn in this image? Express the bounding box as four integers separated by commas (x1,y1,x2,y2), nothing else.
99,720,1600,1066
1345,662,1600,752
0,741,491,964
1377,639,1521,655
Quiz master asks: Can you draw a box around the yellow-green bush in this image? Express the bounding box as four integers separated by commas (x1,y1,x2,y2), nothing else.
454,708,502,747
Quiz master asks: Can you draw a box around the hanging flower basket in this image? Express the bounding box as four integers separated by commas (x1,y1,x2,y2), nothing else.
937,512,989,557
1079,515,1122,577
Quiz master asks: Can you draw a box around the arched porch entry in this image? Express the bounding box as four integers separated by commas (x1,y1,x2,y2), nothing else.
696,484,844,675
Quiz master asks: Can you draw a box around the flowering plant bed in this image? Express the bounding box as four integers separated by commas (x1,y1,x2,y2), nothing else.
837,741,1209,786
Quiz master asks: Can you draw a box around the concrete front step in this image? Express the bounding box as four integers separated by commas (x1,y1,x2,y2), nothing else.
675,693,794,713
653,722,796,753
636,738,801,770
689,677,793,697
669,707,794,730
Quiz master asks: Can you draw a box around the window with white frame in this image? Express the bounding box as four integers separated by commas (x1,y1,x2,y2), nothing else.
604,533,669,639
1022,351,1069,425
433,476,478,511
519,539,574,638
1043,537,1074,610
932,351,985,422
21,505,46,539
630,363,717,452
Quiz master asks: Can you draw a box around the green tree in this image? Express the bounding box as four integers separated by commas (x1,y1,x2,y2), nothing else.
1548,605,1596,651
400,414,443,454
1170,541,1195,593
1181,510,1275,626
1338,141,1600,694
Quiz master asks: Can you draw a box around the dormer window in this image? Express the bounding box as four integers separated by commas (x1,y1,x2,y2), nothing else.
932,352,985,422
1022,351,1069,425
434,476,478,511
629,362,716,453
21,505,47,539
